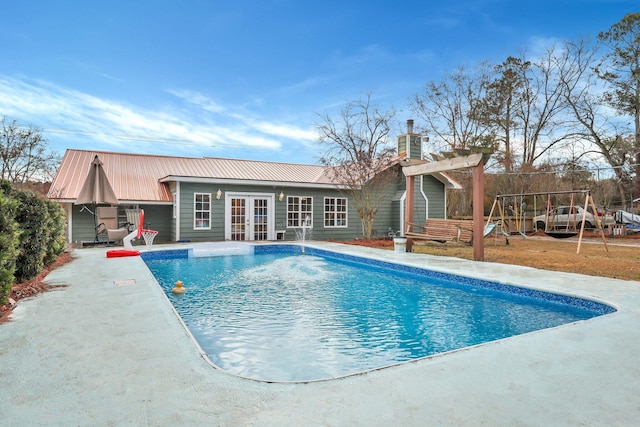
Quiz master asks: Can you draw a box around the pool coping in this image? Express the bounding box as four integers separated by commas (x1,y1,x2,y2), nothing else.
1,241,639,425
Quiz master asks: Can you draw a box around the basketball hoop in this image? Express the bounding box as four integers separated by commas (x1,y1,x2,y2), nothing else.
141,229,158,246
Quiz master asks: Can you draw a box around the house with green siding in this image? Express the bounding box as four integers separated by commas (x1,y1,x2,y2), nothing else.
47,121,461,245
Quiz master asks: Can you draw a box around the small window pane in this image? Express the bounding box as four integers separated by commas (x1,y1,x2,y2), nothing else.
324,197,347,228
194,193,212,230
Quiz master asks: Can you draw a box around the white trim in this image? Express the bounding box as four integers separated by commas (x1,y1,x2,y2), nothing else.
286,195,314,228
431,172,463,190
224,191,276,240
399,176,428,236
65,203,73,243
323,196,348,228
193,192,212,230
419,175,429,221
117,200,173,205
59,199,173,205
175,182,181,241
443,184,448,220
159,175,348,190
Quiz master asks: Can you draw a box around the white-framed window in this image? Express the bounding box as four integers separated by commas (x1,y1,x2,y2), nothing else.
287,196,313,227
194,193,211,229
324,197,347,227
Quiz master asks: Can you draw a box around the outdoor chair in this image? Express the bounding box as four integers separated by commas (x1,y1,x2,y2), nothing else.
124,208,158,247
125,208,141,230
96,207,131,244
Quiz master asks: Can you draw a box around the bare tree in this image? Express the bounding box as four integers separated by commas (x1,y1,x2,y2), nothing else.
512,49,568,167
474,56,530,172
556,38,633,208
596,12,640,199
413,55,567,172
317,94,398,239
0,117,59,184
412,64,495,153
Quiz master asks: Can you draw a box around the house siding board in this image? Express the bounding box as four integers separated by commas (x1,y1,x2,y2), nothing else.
178,182,225,243
141,205,173,243
424,175,446,218
69,203,172,244
71,204,101,243
285,187,355,241
415,176,427,221
176,183,367,242
360,181,397,239
167,182,177,242
379,175,407,236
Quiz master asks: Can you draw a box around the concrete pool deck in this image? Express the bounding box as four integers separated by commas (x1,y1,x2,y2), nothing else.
1,241,639,426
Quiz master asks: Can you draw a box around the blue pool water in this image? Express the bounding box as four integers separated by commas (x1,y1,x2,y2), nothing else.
143,245,614,382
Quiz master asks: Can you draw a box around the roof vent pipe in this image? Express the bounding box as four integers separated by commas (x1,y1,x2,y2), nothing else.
407,119,414,134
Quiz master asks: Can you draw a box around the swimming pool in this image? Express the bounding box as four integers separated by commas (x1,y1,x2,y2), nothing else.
143,244,615,382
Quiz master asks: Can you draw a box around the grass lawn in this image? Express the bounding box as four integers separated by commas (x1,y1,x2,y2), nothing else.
347,234,640,282
414,236,639,281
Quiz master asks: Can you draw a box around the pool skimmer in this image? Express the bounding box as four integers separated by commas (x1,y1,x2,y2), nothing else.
114,279,136,287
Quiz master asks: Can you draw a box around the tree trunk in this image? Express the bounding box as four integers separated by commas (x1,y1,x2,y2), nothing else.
360,212,375,239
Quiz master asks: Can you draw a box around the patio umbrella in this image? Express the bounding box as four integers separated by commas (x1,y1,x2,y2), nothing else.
76,155,118,205
75,155,119,242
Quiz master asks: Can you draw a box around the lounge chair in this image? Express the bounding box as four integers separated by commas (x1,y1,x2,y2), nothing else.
96,207,131,244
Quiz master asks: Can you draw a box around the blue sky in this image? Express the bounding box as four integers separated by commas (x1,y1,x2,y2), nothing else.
0,0,635,165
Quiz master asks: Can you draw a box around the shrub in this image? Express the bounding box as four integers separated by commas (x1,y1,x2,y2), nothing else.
0,181,67,303
0,182,19,304
44,199,67,265
13,190,49,282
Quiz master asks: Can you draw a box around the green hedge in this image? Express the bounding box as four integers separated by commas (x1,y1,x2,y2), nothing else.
44,199,67,265
0,182,20,305
13,190,50,282
0,180,67,305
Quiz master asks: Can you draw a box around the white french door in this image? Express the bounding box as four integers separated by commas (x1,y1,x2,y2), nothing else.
225,192,275,241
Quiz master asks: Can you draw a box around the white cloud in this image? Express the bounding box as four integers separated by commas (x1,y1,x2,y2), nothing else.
0,75,318,157
526,36,562,58
166,88,226,113
253,121,317,140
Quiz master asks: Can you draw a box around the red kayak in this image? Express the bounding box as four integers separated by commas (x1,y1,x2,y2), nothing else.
106,249,140,258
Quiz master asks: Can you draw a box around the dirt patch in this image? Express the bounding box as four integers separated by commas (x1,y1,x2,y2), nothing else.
330,238,395,249
0,252,73,324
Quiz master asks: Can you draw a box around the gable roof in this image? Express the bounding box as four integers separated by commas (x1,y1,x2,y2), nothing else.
48,149,461,204
48,149,337,204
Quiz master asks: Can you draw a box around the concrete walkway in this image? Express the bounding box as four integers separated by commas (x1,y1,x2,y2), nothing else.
1,242,639,426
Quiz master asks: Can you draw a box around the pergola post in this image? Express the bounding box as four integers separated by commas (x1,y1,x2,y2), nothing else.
405,175,415,252
472,159,485,261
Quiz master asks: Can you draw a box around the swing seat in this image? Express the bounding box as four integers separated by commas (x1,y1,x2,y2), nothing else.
544,231,578,239
483,222,496,237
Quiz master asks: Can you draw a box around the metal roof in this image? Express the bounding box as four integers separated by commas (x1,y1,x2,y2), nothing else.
48,149,461,204
48,149,335,203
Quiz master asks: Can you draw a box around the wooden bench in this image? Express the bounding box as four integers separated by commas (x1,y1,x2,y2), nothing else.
405,218,474,244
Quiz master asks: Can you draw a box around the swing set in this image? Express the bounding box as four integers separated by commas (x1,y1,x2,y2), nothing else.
486,190,608,254
485,193,529,239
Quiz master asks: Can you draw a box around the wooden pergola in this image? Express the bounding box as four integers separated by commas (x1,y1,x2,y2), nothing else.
402,152,489,261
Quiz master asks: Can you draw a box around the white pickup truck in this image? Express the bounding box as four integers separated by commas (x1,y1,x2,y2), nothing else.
534,206,615,230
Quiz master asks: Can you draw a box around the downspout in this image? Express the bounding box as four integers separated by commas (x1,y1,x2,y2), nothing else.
400,192,406,236
175,182,181,241
419,176,429,221
66,203,73,243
